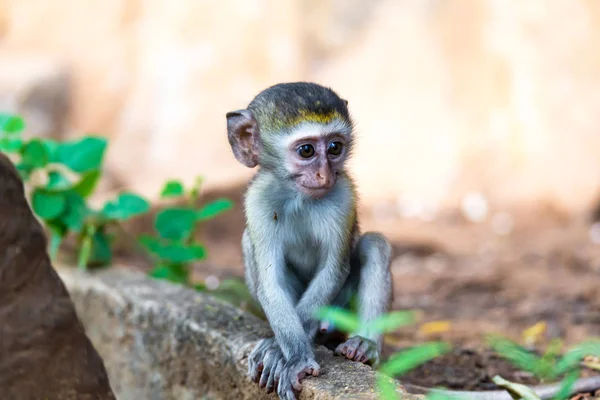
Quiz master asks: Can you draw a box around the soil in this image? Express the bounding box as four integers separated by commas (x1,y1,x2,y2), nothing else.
88,183,600,396
400,347,542,391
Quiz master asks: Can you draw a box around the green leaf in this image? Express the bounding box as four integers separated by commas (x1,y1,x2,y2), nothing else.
138,234,163,254
487,335,541,374
377,374,400,400
138,235,206,263
160,180,185,198
32,190,66,219
42,139,59,160
156,243,206,263
196,198,233,221
90,230,113,266
555,339,600,376
73,170,101,198
0,114,25,133
155,208,197,240
369,311,416,334
54,136,107,173
552,370,580,400
14,161,33,181
380,342,451,376
492,375,542,400
47,220,68,237
314,306,360,334
60,192,88,232
46,171,72,191
21,139,49,168
538,339,563,379
0,136,23,153
149,264,190,284
102,192,150,221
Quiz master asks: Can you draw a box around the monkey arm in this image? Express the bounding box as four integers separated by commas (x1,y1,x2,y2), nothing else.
295,249,351,340
254,246,315,361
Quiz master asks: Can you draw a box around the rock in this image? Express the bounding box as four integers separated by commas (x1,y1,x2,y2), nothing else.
0,153,115,399
58,266,417,400
0,52,71,139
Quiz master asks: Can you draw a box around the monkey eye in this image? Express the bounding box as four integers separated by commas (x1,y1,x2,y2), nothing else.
297,144,315,158
327,141,343,156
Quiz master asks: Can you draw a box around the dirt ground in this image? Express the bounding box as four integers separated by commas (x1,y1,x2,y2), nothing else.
113,184,600,394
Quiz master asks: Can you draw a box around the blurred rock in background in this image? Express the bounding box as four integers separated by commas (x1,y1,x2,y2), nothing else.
0,0,599,216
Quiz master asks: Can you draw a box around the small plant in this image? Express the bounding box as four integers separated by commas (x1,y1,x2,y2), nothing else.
0,113,150,269
315,306,451,400
487,334,600,400
138,177,233,286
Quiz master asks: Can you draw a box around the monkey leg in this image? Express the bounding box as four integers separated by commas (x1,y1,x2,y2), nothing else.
333,232,393,367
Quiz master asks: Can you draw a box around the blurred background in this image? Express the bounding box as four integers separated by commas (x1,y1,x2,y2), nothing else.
1,0,600,362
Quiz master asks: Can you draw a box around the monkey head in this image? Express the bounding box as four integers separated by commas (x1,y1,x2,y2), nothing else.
226,82,354,199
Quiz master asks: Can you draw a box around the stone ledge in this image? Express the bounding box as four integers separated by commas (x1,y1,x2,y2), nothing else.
58,267,417,400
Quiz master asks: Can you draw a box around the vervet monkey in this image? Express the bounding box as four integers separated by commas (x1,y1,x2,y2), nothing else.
226,82,393,400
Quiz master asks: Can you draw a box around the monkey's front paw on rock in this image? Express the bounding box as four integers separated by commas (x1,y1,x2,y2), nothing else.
277,356,320,400
248,337,280,383
335,336,380,366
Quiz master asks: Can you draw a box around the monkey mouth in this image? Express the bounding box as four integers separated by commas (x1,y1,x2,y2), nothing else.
298,184,332,199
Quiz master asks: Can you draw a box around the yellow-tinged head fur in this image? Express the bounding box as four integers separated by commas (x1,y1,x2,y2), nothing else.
247,82,352,136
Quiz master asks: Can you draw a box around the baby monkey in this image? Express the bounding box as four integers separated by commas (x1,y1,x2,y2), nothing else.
226,82,393,400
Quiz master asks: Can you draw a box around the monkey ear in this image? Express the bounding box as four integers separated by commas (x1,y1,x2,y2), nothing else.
226,109,260,168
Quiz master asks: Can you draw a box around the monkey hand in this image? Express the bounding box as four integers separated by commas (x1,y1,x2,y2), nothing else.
248,338,281,389
277,354,320,400
335,335,380,366
247,337,287,394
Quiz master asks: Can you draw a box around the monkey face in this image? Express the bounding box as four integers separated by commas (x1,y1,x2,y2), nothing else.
285,130,349,199
226,82,354,198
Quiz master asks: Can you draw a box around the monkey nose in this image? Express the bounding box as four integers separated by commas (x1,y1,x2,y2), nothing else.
316,172,328,184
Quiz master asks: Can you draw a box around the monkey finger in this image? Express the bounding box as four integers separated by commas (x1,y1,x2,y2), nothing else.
277,380,297,400
249,361,263,383
308,359,321,376
354,340,371,361
346,346,356,359
272,359,284,392
259,364,272,389
335,344,348,356
266,363,280,393
353,349,364,361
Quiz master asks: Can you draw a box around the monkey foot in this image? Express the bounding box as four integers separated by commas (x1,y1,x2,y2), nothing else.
335,335,380,366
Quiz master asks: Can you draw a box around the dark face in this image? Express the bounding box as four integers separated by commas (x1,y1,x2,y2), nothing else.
286,132,348,199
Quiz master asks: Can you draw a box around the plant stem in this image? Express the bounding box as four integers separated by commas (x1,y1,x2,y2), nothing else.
49,232,62,261
78,224,96,271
